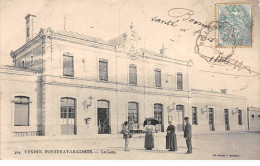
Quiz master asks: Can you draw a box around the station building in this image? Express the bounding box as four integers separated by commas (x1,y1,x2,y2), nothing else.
247,107,260,131
0,14,248,138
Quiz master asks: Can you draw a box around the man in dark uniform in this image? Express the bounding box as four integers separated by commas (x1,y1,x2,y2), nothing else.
184,117,192,154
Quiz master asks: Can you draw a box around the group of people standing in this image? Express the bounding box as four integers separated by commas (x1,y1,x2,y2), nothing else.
122,117,192,154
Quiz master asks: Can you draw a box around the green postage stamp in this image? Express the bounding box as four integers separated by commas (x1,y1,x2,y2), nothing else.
216,3,252,47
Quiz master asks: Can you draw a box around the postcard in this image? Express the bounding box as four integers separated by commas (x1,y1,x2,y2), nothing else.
0,0,259,160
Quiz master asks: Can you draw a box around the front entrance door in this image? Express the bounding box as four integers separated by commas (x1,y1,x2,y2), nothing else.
176,105,184,131
60,98,76,135
97,100,110,134
224,109,230,130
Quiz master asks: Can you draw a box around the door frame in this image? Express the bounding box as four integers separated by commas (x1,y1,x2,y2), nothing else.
176,105,185,131
60,97,77,135
97,100,110,134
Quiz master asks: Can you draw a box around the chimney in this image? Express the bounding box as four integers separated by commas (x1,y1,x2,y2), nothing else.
25,14,36,42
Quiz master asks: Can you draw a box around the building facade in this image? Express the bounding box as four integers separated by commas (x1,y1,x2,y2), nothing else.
0,14,248,138
247,107,260,131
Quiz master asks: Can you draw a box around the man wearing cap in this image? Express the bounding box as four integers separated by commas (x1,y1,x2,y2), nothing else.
184,117,192,154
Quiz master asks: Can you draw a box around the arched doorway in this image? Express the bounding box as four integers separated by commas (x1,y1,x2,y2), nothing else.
97,100,110,134
60,97,76,135
176,105,184,131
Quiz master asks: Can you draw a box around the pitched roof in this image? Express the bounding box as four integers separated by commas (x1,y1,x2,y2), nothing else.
52,29,112,46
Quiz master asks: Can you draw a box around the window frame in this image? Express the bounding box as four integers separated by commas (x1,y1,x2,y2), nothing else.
129,64,137,85
238,110,242,125
154,103,163,125
177,72,183,90
192,107,198,125
13,96,30,126
22,59,25,68
154,68,162,88
99,59,108,81
63,53,74,77
128,102,139,124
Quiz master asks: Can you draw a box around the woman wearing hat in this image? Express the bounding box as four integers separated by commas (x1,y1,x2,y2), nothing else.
166,121,177,151
144,120,155,150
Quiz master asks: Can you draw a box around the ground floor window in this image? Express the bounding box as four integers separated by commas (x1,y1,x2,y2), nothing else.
154,104,164,131
224,109,230,130
238,110,242,125
192,107,198,125
14,96,30,126
251,114,255,119
209,108,215,131
128,102,139,124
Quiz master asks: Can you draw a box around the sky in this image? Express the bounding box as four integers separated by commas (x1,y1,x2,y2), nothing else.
1,0,259,107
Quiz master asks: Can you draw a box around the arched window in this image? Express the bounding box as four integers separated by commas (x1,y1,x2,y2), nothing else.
14,96,30,126
128,102,139,123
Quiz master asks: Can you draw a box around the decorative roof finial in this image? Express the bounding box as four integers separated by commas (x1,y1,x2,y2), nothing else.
130,22,133,30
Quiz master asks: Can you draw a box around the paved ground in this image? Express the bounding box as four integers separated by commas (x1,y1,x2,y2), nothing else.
1,132,260,160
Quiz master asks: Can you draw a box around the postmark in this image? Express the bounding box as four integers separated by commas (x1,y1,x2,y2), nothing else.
216,3,252,47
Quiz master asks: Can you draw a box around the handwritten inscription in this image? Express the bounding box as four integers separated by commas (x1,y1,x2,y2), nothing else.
151,16,179,27
150,7,259,75
194,21,255,74
151,8,210,29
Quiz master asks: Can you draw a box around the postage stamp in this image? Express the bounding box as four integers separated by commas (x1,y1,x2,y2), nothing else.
216,3,252,47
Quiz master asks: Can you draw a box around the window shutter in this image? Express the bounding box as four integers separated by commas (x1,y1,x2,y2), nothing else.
99,60,108,81
14,104,29,126
63,55,74,77
155,70,161,87
129,65,137,85
177,73,183,90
